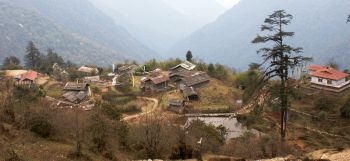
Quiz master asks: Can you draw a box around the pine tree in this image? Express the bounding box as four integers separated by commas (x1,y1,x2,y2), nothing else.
252,10,308,140
47,48,64,66
2,56,21,69
347,14,350,23
207,63,215,75
25,41,41,69
186,50,193,62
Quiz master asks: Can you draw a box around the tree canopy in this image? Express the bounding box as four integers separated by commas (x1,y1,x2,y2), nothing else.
25,41,41,69
2,56,21,69
186,50,193,62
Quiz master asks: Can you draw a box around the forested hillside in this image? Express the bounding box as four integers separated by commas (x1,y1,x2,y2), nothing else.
171,0,350,70
0,0,157,66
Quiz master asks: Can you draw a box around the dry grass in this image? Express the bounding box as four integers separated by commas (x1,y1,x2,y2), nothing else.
44,82,64,98
192,78,242,110
5,70,28,77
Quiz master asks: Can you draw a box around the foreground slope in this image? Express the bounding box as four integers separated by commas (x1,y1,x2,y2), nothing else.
171,0,350,69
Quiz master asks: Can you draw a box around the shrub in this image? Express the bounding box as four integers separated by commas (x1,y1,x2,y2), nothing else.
29,115,52,138
1,107,15,123
340,98,350,118
314,95,336,110
318,111,328,121
101,102,122,120
92,86,100,93
13,85,42,101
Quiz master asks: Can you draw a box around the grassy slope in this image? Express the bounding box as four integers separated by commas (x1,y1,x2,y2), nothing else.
161,78,242,112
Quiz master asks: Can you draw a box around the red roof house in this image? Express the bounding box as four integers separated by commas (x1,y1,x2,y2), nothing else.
308,64,350,92
15,70,38,85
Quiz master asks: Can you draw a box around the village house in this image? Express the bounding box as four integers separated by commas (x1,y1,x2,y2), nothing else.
170,61,196,72
78,66,99,75
168,99,185,113
83,75,100,83
140,75,170,92
183,86,199,101
179,72,210,90
14,70,38,86
116,64,138,75
62,82,90,103
169,67,194,82
308,64,350,92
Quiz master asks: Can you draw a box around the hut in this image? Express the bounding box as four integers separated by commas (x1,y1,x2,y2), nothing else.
62,82,90,103
78,66,99,75
168,99,184,113
83,76,100,83
140,75,170,92
14,70,38,86
183,86,199,101
180,72,210,89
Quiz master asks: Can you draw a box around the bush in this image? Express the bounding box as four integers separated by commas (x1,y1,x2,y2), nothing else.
318,111,328,121
29,115,52,138
340,98,350,118
13,85,42,101
314,95,337,110
100,102,122,120
92,86,100,93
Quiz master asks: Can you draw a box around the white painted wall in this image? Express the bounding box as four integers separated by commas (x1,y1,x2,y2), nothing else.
311,76,348,87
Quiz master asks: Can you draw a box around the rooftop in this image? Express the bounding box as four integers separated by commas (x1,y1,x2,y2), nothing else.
308,64,348,80
142,75,169,85
78,66,98,73
16,70,38,81
183,86,198,98
182,72,210,87
64,82,89,91
63,91,87,103
171,61,196,71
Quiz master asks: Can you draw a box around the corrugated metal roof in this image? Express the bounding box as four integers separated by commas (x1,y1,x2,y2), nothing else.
64,82,88,91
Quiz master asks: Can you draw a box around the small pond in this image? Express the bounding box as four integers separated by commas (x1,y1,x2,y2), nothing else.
185,117,261,140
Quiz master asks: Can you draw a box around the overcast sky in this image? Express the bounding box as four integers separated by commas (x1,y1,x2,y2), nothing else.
216,0,240,8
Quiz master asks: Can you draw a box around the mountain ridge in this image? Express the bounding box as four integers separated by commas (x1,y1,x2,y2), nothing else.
0,0,158,66
170,0,350,70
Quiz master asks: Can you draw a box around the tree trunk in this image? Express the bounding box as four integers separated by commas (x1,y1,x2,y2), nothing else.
280,75,286,140
280,64,289,140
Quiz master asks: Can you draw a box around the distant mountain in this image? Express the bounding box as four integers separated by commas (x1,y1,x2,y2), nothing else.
162,0,225,24
0,0,157,66
89,0,225,54
170,0,350,70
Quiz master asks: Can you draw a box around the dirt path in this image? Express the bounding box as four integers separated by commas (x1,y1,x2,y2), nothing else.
122,97,159,121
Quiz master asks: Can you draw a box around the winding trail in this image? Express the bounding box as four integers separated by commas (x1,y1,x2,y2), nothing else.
122,97,159,121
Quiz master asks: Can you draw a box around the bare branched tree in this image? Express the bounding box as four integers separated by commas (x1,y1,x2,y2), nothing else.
252,10,309,140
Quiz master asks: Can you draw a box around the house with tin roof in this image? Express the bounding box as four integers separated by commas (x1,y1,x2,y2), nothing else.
170,61,196,72
14,70,38,86
140,75,170,92
78,66,99,75
62,82,90,103
308,64,350,92
179,72,210,90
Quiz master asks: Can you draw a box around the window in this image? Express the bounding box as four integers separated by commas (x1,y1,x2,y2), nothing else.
327,79,332,85
318,78,323,83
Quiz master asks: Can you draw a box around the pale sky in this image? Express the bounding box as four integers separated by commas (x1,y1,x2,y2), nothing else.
216,0,240,8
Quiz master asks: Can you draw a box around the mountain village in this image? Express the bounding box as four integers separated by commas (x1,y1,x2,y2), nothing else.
0,0,350,160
